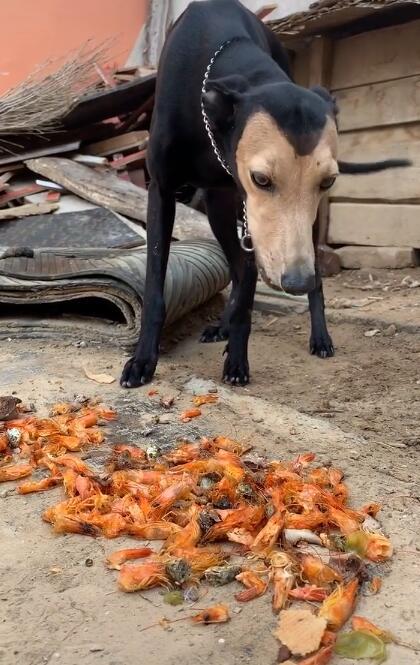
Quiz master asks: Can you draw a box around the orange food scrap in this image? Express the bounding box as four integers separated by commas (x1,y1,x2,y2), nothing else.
192,394,218,407
180,408,202,423
351,616,394,643
235,570,268,602
319,579,359,631
191,604,230,625
118,562,169,592
106,548,154,570
0,464,33,482
18,476,61,494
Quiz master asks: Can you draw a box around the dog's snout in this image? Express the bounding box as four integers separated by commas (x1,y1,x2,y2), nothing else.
282,266,316,295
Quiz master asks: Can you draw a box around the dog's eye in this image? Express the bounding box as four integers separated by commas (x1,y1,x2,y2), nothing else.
320,176,337,191
251,171,272,190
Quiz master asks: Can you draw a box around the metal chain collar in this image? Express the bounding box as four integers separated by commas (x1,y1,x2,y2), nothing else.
201,39,254,253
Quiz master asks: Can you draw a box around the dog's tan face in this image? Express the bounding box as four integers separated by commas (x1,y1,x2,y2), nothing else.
236,111,338,293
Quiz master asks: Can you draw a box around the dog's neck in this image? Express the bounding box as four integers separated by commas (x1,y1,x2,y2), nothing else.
209,38,290,89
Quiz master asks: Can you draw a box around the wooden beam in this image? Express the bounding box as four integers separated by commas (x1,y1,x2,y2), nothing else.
255,4,277,21
25,157,213,242
0,202,59,220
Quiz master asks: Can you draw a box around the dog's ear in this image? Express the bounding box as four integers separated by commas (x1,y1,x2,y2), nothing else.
202,75,248,130
310,85,339,120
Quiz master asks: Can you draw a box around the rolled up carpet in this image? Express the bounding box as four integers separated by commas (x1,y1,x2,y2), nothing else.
0,240,229,345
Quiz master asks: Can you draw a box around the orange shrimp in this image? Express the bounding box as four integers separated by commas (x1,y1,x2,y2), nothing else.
169,546,226,576
165,508,201,551
89,513,127,538
368,577,382,595
118,561,169,592
319,579,359,630
346,531,393,562
328,507,361,535
298,646,333,665
52,515,101,537
0,464,33,482
192,394,218,407
71,413,98,430
53,455,94,476
75,475,97,500
151,480,193,518
272,568,294,612
321,631,337,647
212,435,248,455
113,444,146,461
215,449,245,482
251,511,284,555
360,502,381,517
0,433,9,453
106,548,154,570
191,604,230,624
351,616,393,642
288,586,329,602
235,570,268,602
128,521,182,540
18,476,61,494
300,555,342,587
163,442,202,465
180,408,201,423
285,510,325,531
290,452,316,473
205,505,265,542
47,435,82,452
226,528,255,547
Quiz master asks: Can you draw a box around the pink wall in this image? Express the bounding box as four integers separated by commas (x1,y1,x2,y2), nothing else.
0,0,149,94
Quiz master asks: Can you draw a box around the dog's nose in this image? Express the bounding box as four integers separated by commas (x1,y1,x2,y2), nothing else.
282,267,316,295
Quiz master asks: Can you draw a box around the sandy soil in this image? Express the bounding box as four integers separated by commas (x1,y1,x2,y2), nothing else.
1,267,419,665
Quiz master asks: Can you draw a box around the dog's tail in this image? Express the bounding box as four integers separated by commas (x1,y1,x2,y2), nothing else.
338,158,411,174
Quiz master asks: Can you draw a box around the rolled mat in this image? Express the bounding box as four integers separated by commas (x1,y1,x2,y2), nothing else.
0,240,229,345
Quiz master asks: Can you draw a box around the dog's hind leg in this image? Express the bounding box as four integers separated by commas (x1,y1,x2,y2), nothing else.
308,251,335,359
201,189,257,385
120,180,175,388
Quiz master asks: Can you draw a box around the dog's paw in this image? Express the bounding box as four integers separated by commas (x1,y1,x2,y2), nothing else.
222,355,250,386
120,356,157,388
200,323,229,344
310,334,335,359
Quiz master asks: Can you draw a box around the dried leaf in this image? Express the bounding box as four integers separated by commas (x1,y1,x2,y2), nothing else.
335,631,387,663
84,368,115,384
274,609,327,656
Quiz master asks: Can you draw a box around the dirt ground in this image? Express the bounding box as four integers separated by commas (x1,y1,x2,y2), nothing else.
1,267,419,665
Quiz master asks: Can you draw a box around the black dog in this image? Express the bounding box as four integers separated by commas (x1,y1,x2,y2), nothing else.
121,0,409,389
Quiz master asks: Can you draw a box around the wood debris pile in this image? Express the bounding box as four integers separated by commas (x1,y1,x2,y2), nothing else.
0,398,396,663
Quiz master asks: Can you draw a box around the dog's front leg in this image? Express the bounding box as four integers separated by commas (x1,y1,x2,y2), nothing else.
121,181,175,388
223,252,258,385
308,254,334,359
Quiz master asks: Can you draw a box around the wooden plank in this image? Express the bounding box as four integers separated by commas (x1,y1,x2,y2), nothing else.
85,131,149,157
308,37,333,88
336,76,420,131
328,203,420,248
331,20,420,90
0,202,59,221
25,157,214,242
0,184,47,206
338,124,420,166
293,49,309,87
0,141,81,167
331,166,420,202
255,4,277,20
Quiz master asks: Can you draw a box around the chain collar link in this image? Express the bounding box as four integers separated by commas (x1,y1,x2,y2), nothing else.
201,39,254,253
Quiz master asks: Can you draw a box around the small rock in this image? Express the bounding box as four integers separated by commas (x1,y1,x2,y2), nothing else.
184,377,218,395
89,646,104,653
159,414,172,425
252,415,264,423
233,607,243,615
85,558,94,567
349,450,360,460
218,639,225,645
383,324,397,337
364,329,380,338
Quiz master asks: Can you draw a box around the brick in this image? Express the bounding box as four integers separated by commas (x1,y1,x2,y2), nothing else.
336,246,417,269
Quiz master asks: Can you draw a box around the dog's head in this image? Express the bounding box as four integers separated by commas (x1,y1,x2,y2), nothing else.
202,77,338,294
